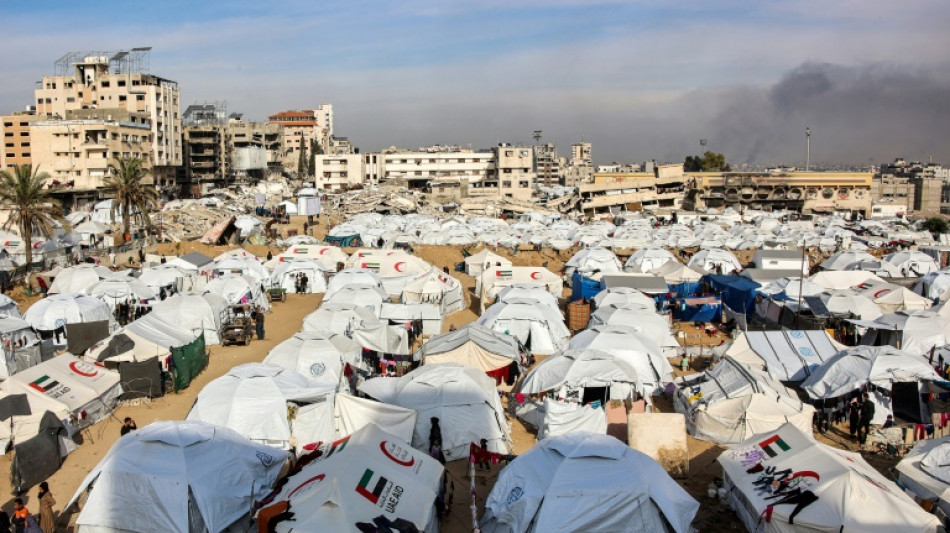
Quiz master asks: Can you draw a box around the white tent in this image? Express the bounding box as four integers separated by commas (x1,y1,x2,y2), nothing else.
884,250,940,277
651,260,704,285
186,363,336,450
347,251,431,297
495,283,559,309
480,432,699,533
203,273,269,310
264,331,365,390
324,285,389,316
149,292,228,345
0,389,72,458
591,287,656,310
465,248,513,277
915,271,950,302
564,247,622,284
725,330,845,382
401,268,465,314
213,256,270,283
518,348,642,402
476,266,562,304
719,423,940,533
820,291,884,320
567,325,673,397
359,363,511,460
3,354,122,434
86,323,189,365
89,277,156,311
588,304,678,355
269,258,329,294
897,436,950,519
478,299,570,355
73,220,110,245
302,303,379,337
854,311,950,358
416,323,521,372
323,268,383,301
23,293,116,333
820,250,878,270
0,316,42,379
624,246,678,273
255,424,442,533
0,293,21,318
688,248,743,274
47,263,114,294
674,356,815,444
802,345,940,424
266,244,348,272
809,270,884,290
69,421,289,533
138,264,194,294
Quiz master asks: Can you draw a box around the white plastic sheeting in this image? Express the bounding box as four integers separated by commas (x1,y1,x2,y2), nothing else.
149,292,228,346
567,325,673,397
416,323,520,371
725,330,844,382
269,259,329,294
23,293,117,333
481,432,699,533
478,299,570,356
264,331,365,390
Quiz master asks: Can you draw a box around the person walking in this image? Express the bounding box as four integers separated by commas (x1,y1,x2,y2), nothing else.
137,248,145,265
37,482,55,533
859,392,875,444
255,308,265,340
300,273,308,294
848,396,862,441
428,417,442,451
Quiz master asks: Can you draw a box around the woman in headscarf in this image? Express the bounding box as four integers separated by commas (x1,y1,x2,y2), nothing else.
37,482,55,533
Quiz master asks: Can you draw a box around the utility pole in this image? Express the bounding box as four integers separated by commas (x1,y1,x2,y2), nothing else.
805,127,812,172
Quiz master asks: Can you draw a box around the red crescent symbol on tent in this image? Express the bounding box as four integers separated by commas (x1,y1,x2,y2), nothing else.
873,289,891,298
380,441,416,467
287,474,326,498
530,272,541,280
69,361,99,377
319,248,328,255
394,262,406,273
387,252,395,256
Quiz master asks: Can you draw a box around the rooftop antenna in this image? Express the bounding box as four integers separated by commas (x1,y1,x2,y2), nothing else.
533,130,542,144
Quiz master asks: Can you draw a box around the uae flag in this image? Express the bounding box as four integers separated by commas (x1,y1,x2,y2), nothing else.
29,375,60,393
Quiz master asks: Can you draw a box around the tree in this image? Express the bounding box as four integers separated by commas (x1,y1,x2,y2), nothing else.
922,217,949,236
0,164,66,268
308,139,317,177
297,138,308,177
684,151,731,172
104,157,158,241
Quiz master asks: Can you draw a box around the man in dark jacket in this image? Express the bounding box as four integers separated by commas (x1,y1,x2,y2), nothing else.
859,392,875,444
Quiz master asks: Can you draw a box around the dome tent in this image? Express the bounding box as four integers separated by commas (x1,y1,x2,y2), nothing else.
480,432,699,533
68,421,289,533
624,246,679,273
477,299,570,355
264,331,366,390
149,292,228,346
567,325,673,398
24,293,116,334
359,363,511,461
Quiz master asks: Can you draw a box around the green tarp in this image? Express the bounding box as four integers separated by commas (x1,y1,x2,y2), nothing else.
171,333,207,391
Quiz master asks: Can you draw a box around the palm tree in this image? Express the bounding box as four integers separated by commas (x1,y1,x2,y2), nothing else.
104,157,158,241
0,164,66,269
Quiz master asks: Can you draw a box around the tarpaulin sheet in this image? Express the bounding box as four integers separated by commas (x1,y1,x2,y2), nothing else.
745,330,838,382
118,359,163,399
11,411,64,491
66,320,111,355
171,334,207,391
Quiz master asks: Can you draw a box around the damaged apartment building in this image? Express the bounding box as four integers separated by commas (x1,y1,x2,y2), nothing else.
181,102,282,196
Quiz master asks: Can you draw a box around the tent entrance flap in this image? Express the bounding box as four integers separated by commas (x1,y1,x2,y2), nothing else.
892,382,926,423
581,386,608,407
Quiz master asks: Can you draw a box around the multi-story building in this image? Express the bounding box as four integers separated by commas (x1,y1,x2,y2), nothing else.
182,125,227,194
684,171,873,215
534,143,564,186
30,108,153,209
579,164,686,216
381,147,495,189
873,158,945,214
328,135,352,155
313,153,363,192
571,142,592,167
268,105,333,173
493,144,535,200
1,111,48,171
33,49,181,191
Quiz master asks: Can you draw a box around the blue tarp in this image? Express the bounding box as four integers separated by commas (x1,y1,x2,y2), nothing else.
703,275,761,317
669,281,701,298
572,271,602,301
673,299,722,323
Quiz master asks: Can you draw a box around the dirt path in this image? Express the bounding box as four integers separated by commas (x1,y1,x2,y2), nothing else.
0,293,324,531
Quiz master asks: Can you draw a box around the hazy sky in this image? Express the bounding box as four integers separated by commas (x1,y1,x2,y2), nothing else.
2,1,949,166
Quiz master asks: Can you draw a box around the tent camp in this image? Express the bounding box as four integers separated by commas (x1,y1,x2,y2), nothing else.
416,323,522,377
588,304,678,355
324,285,389,316
203,273,269,310
213,256,270,283
269,258,329,294
853,311,950,358
564,247,622,285
820,250,878,271
801,346,940,424
346,251,431,297
568,325,673,398
884,250,940,277
24,293,116,335
674,356,815,444
359,363,511,461
265,244,348,272
255,424,443,533
688,248,743,274
725,329,844,382
495,283,560,309
401,268,464,314
88,277,156,311
518,348,642,405
809,270,884,291
465,248,513,277
69,421,289,533
850,280,932,313
478,299,570,355
2,354,122,434
138,264,194,294
719,423,940,533
480,432,699,533
264,331,365,390
302,303,379,337
591,287,656,310
186,363,336,450
896,436,950,519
